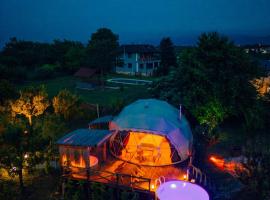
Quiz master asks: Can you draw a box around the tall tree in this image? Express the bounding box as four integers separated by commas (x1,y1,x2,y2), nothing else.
0,124,28,192
159,37,177,75
87,28,119,77
152,32,262,134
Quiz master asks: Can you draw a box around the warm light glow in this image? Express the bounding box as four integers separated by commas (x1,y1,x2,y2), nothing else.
183,174,187,180
71,155,86,168
61,153,98,168
24,154,29,159
209,156,225,169
151,184,155,189
209,155,245,175
119,132,173,166
191,179,195,183
61,154,68,165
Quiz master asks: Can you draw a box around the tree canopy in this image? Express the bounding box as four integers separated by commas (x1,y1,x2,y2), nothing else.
87,28,119,74
10,86,49,125
159,37,177,75
152,32,263,134
52,89,80,121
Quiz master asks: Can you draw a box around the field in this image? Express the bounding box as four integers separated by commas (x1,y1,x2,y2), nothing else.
21,74,155,106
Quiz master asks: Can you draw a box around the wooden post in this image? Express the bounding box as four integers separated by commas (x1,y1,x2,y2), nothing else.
86,147,91,199
103,142,107,161
61,178,65,200
96,104,100,118
116,174,120,200
86,168,90,200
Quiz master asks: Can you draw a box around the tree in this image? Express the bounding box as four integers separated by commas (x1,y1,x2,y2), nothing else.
0,119,51,194
235,134,270,200
152,32,262,132
35,64,58,79
33,114,68,172
52,89,80,120
87,28,119,78
159,37,177,75
195,98,228,144
0,124,27,192
64,45,86,73
10,86,49,126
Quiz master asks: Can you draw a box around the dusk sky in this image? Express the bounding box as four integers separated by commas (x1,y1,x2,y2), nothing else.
1,0,270,47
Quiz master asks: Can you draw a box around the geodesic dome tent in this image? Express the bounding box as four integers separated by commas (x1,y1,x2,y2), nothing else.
109,99,193,166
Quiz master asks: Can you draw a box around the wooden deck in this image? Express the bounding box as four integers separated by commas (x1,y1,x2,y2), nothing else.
62,159,187,192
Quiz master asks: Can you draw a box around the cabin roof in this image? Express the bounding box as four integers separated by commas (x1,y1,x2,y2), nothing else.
74,67,98,78
56,129,112,147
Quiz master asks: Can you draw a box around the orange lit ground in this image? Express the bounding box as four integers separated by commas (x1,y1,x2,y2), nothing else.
209,156,245,176
66,159,187,191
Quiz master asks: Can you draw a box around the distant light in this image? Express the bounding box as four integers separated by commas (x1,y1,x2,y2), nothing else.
170,183,177,189
151,184,155,189
24,154,29,159
191,179,195,183
183,175,187,180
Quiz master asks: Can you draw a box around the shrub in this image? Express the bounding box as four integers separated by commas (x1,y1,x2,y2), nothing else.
35,64,57,79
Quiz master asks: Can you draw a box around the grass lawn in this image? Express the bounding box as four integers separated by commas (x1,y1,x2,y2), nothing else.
21,74,153,106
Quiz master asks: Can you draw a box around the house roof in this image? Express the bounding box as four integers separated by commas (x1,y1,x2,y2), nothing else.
56,129,112,147
89,115,114,126
74,67,98,78
119,45,159,54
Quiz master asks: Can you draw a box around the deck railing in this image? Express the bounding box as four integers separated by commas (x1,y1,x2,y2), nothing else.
62,165,152,191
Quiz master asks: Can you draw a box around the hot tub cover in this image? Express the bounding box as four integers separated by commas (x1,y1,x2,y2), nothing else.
109,99,193,161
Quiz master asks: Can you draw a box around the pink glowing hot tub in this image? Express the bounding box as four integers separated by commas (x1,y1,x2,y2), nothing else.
156,180,209,200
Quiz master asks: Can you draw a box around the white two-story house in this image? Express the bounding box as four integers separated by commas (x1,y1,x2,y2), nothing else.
115,45,160,76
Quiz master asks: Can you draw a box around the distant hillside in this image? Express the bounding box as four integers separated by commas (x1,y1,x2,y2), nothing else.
173,34,270,46
230,35,270,45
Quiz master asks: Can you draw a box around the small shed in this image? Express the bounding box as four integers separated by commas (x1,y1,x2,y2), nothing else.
57,129,112,169
74,67,98,78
